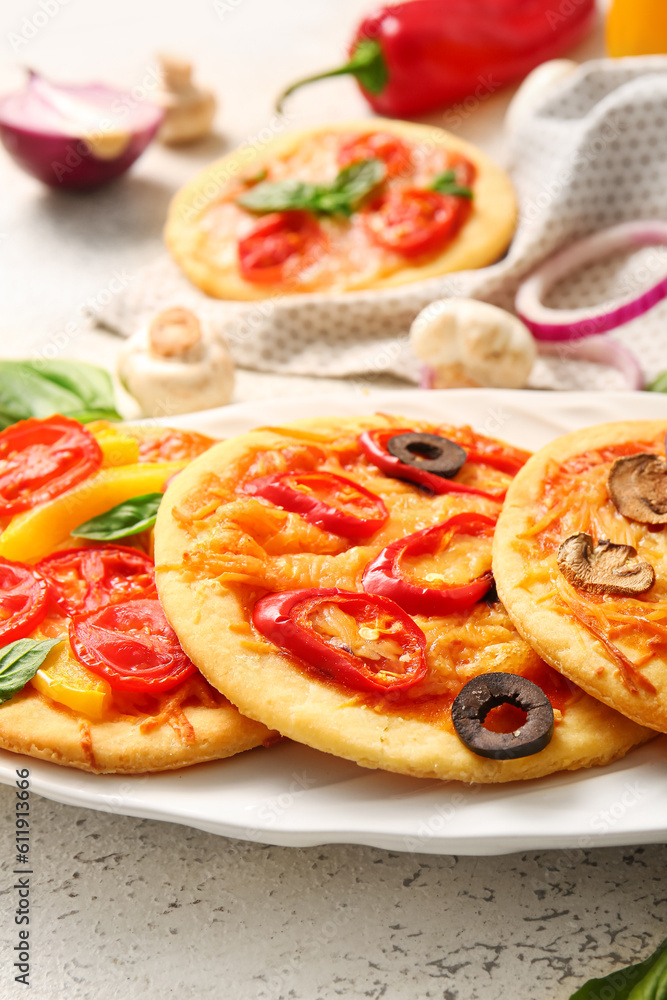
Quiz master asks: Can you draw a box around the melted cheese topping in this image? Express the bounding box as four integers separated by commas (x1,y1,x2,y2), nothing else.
401,532,492,587
515,437,667,692
173,418,577,724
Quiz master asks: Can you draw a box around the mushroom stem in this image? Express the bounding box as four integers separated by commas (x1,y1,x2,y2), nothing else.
148,307,203,359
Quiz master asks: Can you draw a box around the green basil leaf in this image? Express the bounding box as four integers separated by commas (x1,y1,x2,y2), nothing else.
320,158,386,212
569,936,667,1000
630,947,667,999
0,359,122,430
71,492,163,541
237,158,385,217
0,637,64,704
28,360,119,416
237,178,321,214
0,363,86,427
647,371,667,393
430,169,473,199
66,408,128,425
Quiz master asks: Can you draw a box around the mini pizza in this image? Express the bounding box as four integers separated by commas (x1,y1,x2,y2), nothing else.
0,415,273,773
165,120,517,300
154,415,651,783
494,420,667,734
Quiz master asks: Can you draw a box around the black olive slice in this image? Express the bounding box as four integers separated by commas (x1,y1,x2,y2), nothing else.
451,672,554,760
386,432,466,479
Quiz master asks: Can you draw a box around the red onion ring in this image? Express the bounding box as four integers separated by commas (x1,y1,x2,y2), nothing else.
419,365,435,389
537,337,644,390
418,338,643,391
516,221,667,342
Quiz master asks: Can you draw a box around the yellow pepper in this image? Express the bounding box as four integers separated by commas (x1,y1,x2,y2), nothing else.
30,641,114,721
32,672,112,721
0,460,184,562
94,427,141,468
607,0,667,56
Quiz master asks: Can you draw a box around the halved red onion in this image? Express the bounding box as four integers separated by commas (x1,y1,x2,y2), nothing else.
515,221,667,342
0,71,163,189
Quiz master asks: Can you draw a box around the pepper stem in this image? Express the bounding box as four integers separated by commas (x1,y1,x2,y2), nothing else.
275,39,387,114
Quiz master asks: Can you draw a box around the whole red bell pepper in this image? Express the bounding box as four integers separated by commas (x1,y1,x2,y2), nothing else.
358,427,506,501
252,587,427,692
277,0,595,118
242,470,388,540
362,513,495,615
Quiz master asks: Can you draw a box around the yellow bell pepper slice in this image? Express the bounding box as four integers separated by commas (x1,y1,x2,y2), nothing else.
30,642,113,722
94,427,141,468
0,460,184,562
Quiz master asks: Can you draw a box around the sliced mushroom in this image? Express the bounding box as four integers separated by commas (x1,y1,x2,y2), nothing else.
557,533,655,596
608,453,667,524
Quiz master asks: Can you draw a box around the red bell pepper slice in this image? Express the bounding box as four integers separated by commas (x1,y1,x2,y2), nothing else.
252,588,427,693
362,513,495,615
457,441,528,476
358,427,506,500
243,471,388,540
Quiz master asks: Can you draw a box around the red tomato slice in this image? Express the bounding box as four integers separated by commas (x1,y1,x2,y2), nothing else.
238,210,323,284
69,598,197,693
338,132,413,178
0,415,103,517
363,188,469,258
37,545,156,617
0,558,49,645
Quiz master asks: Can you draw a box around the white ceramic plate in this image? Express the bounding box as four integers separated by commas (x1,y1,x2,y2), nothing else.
2,388,667,856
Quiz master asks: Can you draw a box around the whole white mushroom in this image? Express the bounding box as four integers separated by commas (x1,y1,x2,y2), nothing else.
118,306,235,417
410,299,536,390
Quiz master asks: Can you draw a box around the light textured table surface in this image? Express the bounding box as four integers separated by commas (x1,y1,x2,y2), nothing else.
2,2,666,999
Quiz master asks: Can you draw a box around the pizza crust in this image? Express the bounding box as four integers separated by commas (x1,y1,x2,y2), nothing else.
0,684,272,774
165,119,518,301
154,415,652,783
493,420,667,733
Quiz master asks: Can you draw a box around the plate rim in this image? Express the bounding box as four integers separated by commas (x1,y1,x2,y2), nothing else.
3,386,667,855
